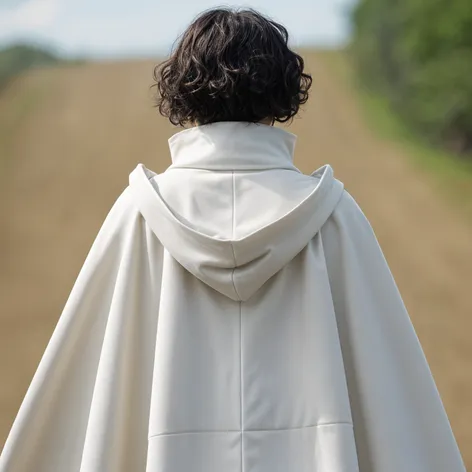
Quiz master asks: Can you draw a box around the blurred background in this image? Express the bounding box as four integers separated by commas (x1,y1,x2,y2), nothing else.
0,0,471,466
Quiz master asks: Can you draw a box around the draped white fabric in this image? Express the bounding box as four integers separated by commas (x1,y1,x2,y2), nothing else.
0,122,465,472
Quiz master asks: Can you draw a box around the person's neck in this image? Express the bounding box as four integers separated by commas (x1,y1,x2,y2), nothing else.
259,117,273,125
192,118,274,127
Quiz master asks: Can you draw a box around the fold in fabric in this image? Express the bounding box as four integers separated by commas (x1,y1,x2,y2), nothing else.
0,189,163,471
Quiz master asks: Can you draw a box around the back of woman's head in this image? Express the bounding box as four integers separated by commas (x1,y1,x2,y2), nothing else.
154,8,312,126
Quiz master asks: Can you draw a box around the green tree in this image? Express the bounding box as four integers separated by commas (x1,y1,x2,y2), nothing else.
0,44,59,90
352,0,472,154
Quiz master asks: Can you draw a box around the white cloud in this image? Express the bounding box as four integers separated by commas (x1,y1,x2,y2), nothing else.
0,0,61,35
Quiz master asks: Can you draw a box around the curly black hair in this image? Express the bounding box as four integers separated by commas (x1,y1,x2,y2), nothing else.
153,8,312,126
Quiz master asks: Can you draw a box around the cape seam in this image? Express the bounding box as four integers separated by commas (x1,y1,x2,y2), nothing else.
147,421,354,439
239,300,244,472
167,166,300,173
230,170,244,472
230,171,241,300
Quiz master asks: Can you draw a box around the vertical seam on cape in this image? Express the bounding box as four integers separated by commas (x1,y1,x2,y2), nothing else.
230,171,241,300
239,300,244,472
231,171,244,472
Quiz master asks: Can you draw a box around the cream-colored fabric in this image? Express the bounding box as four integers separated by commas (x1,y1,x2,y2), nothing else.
0,122,465,472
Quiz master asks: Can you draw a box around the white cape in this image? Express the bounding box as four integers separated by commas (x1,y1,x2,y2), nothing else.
0,122,465,472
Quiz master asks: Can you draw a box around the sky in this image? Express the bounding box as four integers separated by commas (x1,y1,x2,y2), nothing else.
0,0,356,58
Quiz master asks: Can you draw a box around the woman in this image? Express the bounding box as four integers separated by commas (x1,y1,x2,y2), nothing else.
0,8,465,472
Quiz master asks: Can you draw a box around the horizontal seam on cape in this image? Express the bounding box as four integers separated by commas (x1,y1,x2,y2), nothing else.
148,421,353,439
166,167,301,173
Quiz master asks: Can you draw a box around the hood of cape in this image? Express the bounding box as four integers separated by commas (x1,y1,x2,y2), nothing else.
129,121,344,301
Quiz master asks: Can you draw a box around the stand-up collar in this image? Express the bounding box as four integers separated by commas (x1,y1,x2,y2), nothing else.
167,121,298,171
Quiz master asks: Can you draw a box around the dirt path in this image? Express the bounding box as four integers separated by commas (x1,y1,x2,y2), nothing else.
0,53,471,465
